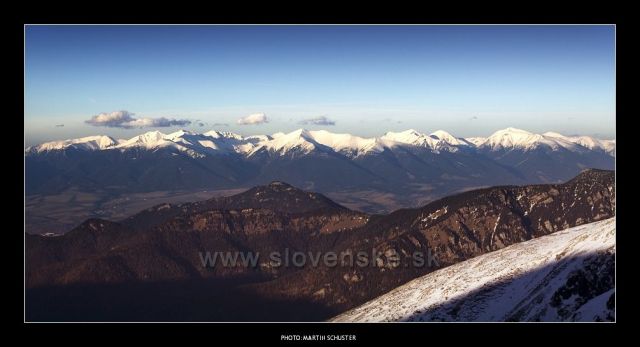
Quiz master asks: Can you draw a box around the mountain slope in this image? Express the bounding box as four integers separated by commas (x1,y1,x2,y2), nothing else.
26,181,368,288
25,170,615,321
120,181,351,232
251,169,615,313
331,217,615,322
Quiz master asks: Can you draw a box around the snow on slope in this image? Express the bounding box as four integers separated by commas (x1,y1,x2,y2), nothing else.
250,129,391,157
308,130,387,156
381,129,439,148
26,135,120,153
381,129,474,152
465,137,487,146
479,127,586,152
331,217,615,322
115,130,174,149
113,129,252,157
430,130,473,147
247,129,323,156
262,128,471,157
202,130,244,141
26,127,615,158
543,132,616,155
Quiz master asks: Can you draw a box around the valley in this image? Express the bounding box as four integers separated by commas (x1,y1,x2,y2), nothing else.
26,187,247,235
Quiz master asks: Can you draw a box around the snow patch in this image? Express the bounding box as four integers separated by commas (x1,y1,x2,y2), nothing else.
332,218,615,322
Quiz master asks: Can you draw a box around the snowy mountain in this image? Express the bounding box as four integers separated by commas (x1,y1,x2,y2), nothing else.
307,130,388,157
115,130,179,150
430,129,473,147
27,127,615,158
543,131,616,155
331,217,615,322
25,127,615,211
113,129,252,157
467,127,615,183
248,129,397,158
477,127,587,152
381,129,439,148
247,129,331,157
26,135,120,153
202,130,244,141
380,129,472,152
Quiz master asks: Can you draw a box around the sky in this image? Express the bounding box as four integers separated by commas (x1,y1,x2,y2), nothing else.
25,25,615,146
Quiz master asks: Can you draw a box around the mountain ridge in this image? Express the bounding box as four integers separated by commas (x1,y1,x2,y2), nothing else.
248,168,614,313
27,127,615,157
26,169,615,322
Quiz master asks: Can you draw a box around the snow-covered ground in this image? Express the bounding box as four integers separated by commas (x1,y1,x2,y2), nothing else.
331,217,615,322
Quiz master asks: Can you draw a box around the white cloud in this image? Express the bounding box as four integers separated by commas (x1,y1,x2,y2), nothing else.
237,113,268,125
85,110,191,129
299,116,336,126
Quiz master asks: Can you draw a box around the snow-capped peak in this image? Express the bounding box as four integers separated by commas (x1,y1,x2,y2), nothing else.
479,127,605,153
574,137,616,155
203,130,243,140
491,127,534,137
430,130,472,146
307,130,386,156
27,135,120,153
381,129,472,152
430,129,455,141
543,131,615,155
26,127,615,158
139,130,166,141
248,129,389,157
542,131,566,138
382,129,422,142
481,127,554,151
249,129,321,156
381,129,439,149
117,130,168,148
165,129,196,139
290,128,313,138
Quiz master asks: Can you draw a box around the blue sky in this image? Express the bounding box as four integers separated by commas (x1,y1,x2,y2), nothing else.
25,25,615,145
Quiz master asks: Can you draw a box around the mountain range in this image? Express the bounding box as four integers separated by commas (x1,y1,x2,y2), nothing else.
25,127,615,218
25,169,615,321
26,127,616,157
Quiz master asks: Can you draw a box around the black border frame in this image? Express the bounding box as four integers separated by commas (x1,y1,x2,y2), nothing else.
10,7,631,343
